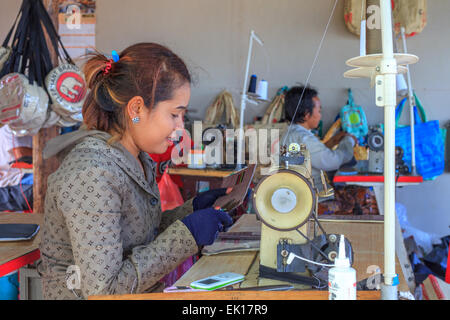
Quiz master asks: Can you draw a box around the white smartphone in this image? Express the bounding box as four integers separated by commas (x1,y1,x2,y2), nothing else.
190,272,245,291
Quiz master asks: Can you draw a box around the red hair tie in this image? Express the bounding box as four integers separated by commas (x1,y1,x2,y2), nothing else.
103,59,113,75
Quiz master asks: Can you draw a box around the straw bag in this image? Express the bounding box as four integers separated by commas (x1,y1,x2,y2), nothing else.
261,87,288,125
204,91,240,128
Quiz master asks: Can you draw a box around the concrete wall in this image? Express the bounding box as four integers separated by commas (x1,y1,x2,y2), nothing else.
1,0,449,237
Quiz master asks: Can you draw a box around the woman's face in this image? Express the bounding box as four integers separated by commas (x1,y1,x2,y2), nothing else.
132,83,191,155
305,96,322,130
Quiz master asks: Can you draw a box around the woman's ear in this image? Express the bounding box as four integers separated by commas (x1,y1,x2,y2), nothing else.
126,96,145,120
303,111,312,122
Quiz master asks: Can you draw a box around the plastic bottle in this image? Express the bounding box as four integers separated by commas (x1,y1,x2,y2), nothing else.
328,235,357,300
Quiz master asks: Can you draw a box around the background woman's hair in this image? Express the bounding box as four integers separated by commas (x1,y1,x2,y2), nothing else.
81,43,191,142
284,85,318,123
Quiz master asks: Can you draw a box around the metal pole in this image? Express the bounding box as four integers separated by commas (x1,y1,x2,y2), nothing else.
237,32,254,168
400,27,418,176
237,30,263,168
379,0,398,300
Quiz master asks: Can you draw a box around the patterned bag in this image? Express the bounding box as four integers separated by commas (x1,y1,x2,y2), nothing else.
344,0,366,36
340,89,369,142
344,0,427,37
392,0,428,37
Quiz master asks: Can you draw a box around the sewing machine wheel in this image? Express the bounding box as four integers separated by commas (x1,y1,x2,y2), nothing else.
253,170,316,231
318,234,354,266
367,131,384,152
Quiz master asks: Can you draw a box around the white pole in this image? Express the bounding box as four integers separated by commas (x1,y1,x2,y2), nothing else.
237,30,263,168
360,0,366,56
400,27,418,176
380,0,398,300
236,31,254,168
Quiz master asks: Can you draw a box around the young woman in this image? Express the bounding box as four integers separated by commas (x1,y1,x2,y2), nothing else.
37,43,232,299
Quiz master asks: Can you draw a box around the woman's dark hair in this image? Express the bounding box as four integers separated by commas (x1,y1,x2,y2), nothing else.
284,85,318,123
82,43,191,142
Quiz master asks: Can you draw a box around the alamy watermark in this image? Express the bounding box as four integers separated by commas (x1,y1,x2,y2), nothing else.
171,121,281,175
366,4,381,30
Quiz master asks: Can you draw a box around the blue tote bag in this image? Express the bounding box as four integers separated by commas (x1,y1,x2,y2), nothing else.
395,94,445,180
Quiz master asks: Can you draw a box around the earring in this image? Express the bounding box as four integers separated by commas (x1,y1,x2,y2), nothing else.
132,117,140,124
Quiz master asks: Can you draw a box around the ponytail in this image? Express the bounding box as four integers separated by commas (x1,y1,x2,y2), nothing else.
81,43,191,143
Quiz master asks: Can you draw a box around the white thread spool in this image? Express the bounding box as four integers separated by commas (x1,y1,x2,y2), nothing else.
255,80,268,100
396,74,408,97
360,19,367,56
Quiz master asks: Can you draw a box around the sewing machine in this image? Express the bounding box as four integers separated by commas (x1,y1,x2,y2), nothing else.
252,143,353,288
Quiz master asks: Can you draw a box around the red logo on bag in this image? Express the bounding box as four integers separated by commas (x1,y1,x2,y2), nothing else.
56,72,87,103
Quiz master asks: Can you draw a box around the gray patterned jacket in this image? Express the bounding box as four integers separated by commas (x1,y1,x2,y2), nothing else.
37,129,198,299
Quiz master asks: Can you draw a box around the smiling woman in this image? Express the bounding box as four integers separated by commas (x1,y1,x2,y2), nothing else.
37,43,233,300
82,43,191,153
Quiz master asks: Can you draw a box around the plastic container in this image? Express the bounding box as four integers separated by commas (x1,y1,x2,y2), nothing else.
328,235,357,300
0,271,19,300
187,148,206,169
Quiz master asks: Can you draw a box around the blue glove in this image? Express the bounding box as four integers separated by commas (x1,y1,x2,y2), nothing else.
193,188,229,211
181,208,233,246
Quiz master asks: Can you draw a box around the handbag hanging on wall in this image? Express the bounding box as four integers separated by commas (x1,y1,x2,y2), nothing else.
340,88,369,142
204,90,240,128
395,94,445,180
261,86,288,125
344,0,427,37
0,0,86,134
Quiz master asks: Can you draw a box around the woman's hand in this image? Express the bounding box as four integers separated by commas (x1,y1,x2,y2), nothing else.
193,188,232,211
324,132,347,149
181,208,233,246
346,133,359,147
325,132,358,149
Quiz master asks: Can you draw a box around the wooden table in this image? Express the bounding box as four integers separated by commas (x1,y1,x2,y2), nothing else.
89,214,381,300
167,167,246,178
0,213,43,277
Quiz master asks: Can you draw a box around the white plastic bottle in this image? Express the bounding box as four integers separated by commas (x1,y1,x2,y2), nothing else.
328,235,357,300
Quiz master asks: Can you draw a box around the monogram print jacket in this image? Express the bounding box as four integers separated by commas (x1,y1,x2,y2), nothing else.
37,129,198,299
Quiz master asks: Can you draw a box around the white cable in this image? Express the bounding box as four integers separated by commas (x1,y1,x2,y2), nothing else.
312,274,328,289
282,0,339,146
287,252,334,268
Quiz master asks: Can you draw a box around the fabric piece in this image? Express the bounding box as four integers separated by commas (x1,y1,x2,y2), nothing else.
0,125,32,187
20,173,33,185
37,129,198,299
160,256,195,287
0,183,33,211
318,185,379,216
0,224,40,241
